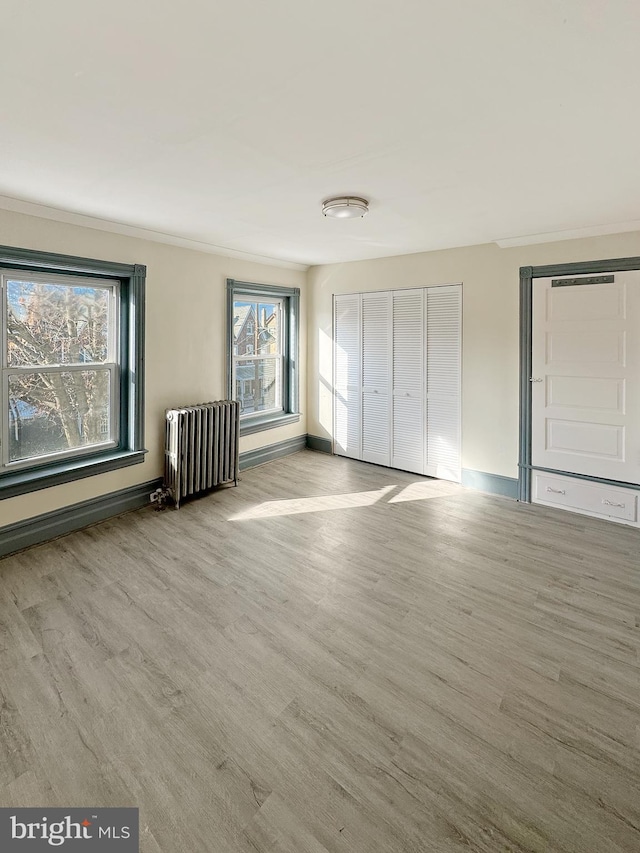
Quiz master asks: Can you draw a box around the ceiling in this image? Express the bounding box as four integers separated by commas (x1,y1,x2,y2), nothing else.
1,0,639,267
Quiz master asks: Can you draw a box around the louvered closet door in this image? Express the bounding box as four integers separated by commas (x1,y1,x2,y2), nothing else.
425,285,462,482
361,291,392,466
333,294,361,459
392,289,425,473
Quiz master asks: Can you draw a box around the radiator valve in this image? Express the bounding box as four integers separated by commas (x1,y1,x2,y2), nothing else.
150,485,172,510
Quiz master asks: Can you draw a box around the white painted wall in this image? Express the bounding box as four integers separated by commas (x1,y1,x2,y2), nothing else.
307,232,640,480
3,204,639,533
0,209,307,527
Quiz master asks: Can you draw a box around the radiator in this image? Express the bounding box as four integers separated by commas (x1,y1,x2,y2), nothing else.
165,400,240,508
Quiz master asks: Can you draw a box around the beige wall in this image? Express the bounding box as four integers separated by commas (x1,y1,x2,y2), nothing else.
307,231,640,480
3,206,639,530
0,209,307,527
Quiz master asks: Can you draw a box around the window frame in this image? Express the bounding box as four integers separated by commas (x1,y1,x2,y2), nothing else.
0,245,146,500
2,271,121,469
227,279,300,436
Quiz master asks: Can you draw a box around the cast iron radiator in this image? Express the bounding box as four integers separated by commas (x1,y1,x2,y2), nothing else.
165,400,240,508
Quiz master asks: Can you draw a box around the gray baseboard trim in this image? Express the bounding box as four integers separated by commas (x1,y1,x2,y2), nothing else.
240,434,307,471
0,478,162,560
462,469,519,499
306,434,333,454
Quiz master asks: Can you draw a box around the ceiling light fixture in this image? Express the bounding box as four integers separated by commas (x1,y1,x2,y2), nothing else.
322,196,369,219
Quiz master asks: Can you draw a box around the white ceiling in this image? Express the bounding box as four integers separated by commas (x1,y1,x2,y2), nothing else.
1,0,639,267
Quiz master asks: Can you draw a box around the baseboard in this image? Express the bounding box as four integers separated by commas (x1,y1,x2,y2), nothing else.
0,478,162,560
306,434,332,454
462,468,519,499
239,434,307,471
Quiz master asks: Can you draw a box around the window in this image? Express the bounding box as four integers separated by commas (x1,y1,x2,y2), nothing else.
0,246,146,499
227,279,300,435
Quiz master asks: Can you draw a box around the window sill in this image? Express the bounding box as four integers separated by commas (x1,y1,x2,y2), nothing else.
239,412,300,436
0,449,147,501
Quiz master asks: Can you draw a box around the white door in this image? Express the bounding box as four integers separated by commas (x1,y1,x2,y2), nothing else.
333,294,361,459
425,285,462,482
361,291,392,466
532,272,640,484
392,289,425,473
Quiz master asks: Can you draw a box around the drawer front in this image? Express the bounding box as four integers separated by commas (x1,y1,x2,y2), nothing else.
536,475,571,508
534,474,638,522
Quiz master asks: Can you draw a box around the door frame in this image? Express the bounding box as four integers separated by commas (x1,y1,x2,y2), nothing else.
518,255,640,502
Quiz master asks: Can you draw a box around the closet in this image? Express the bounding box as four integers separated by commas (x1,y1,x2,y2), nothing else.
333,285,461,482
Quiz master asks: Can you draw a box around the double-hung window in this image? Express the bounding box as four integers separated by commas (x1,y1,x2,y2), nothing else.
0,246,146,499
227,279,300,435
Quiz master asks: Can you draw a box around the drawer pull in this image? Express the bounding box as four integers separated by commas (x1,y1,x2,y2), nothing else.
546,487,565,495
602,499,625,508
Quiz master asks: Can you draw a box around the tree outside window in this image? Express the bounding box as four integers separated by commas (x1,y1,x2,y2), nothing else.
4,273,118,467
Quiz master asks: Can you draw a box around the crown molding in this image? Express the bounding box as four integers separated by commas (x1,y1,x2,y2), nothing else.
0,194,308,272
495,219,640,249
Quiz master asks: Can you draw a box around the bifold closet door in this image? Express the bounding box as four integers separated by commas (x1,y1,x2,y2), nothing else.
334,285,461,482
333,294,361,459
425,285,462,482
361,291,392,466
392,289,425,473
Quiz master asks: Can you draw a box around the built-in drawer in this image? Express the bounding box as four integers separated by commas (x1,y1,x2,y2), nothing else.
534,472,638,523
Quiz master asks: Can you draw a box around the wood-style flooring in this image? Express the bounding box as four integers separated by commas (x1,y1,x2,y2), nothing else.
0,450,639,852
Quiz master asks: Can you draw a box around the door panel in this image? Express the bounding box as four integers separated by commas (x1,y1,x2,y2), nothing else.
362,291,391,390
547,330,624,365
545,419,623,460
532,272,640,484
392,290,424,473
392,394,423,473
547,376,623,412
362,392,391,465
333,294,361,458
362,292,391,466
392,290,424,392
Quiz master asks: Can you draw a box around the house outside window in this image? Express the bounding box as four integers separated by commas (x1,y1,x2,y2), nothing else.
0,246,146,499
227,279,300,435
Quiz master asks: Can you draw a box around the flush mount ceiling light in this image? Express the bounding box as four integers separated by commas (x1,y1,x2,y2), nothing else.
322,196,369,219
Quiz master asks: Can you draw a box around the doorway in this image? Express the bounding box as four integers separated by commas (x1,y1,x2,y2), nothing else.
519,257,640,526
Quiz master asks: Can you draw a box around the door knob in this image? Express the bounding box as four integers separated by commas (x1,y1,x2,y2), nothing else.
529,377,543,382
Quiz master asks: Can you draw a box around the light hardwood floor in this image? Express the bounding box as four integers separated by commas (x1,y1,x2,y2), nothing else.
1,450,639,852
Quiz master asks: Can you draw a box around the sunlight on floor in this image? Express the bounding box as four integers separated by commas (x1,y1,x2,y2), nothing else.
229,478,460,521
229,485,397,521
388,480,460,503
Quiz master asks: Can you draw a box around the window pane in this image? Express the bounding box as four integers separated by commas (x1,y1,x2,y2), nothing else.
233,300,257,357
7,279,111,366
233,299,282,359
8,369,113,462
235,358,282,415
257,302,280,355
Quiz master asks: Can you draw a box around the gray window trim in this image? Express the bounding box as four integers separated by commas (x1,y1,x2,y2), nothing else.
518,255,640,503
227,279,300,435
0,245,146,500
